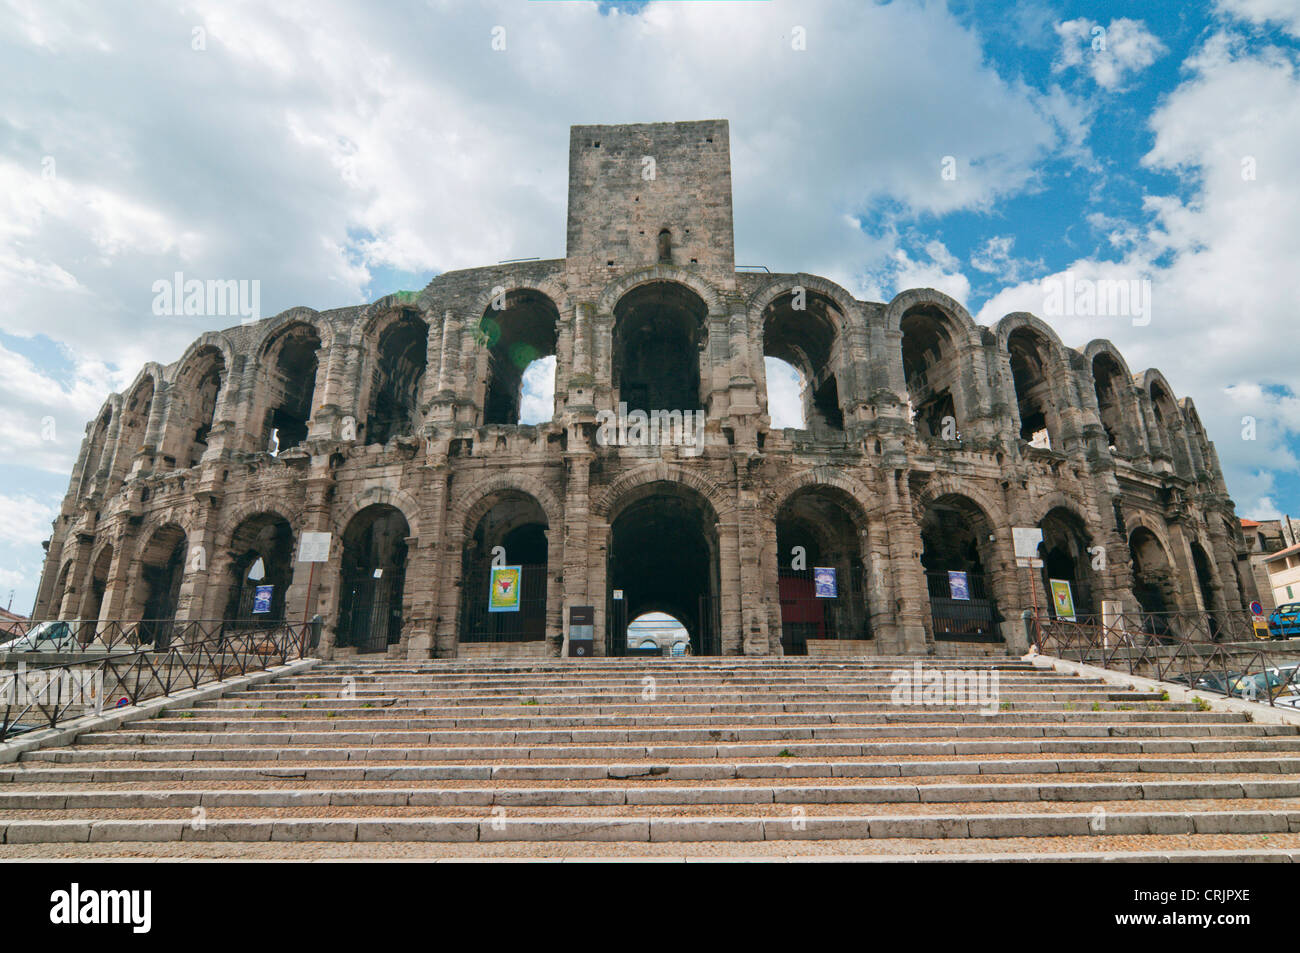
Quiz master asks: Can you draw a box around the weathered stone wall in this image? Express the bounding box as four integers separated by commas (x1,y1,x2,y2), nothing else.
33,121,1258,659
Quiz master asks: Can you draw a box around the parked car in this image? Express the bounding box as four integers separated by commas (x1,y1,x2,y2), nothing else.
1268,603,1300,640
0,621,108,655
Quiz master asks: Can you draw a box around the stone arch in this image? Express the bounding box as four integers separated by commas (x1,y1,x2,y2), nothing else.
910,475,1009,529
591,461,735,523
470,277,571,319
762,466,875,523
355,304,431,445
255,308,335,355
997,314,1072,450
254,318,327,453
333,486,422,542
216,501,302,552
747,275,862,333
754,284,852,432
1085,340,1143,457
883,288,981,340
475,288,562,426
596,265,726,318
77,396,120,499
449,473,564,544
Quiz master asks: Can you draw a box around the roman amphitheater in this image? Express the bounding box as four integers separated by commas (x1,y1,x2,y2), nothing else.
31,120,1257,660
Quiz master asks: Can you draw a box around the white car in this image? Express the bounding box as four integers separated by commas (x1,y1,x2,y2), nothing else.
0,621,95,655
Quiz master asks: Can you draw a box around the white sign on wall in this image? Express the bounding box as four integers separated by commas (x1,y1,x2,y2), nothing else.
297,531,333,563
1012,526,1044,567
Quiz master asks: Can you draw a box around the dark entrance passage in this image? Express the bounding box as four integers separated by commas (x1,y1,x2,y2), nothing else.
223,514,294,630
920,495,1002,642
606,485,719,656
460,492,549,643
1038,507,1097,619
775,486,870,655
138,525,187,649
337,505,409,654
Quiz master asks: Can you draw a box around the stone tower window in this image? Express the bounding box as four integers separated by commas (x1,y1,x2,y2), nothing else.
658,229,672,264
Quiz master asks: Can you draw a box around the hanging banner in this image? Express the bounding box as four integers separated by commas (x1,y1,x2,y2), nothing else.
813,567,837,598
1050,579,1076,621
488,565,522,613
947,571,970,601
252,585,274,614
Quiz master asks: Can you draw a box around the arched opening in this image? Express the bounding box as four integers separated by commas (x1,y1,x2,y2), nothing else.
222,514,294,629
1128,526,1179,617
81,545,114,625
262,324,321,453
657,229,672,264
459,491,549,643
1190,540,1222,638
174,347,226,469
1091,353,1130,455
108,378,154,495
606,483,719,656
900,305,961,440
762,291,843,433
79,408,113,498
49,561,73,619
627,611,689,655
337,505,410,654
1038,507,1097,619
613,282,707,414
775,485,871,655
365,311,428,445
480,291,559,425
1149,381,1190,475
919,495,1002,642
763,358,805,429
137,525,187,648
1007,327,1057,449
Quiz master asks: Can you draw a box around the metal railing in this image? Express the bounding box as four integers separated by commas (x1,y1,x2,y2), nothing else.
0,621,317,742
0,618,304,654
1031,609,1300,708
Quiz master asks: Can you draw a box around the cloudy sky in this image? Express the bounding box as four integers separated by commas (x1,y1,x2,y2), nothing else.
1,0,1297,615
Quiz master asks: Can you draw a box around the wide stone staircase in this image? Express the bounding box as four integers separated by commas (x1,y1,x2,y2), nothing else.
4,657,1300,860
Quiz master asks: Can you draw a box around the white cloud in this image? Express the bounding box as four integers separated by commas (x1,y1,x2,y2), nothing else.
1055,18,1166,91
0,493,59,547
1216,0,1300,37
519,355,555,425
980,29,1300,518
764,358,803,429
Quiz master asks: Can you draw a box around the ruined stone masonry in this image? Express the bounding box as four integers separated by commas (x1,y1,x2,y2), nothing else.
34,120,1259,659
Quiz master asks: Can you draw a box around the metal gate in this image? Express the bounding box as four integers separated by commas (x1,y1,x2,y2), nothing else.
926,571,1000,641
606,593,628,657
341,576,400,654
460,564,547,643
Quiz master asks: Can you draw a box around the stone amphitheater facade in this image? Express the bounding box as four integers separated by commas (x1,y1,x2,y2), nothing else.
33,120,1258,659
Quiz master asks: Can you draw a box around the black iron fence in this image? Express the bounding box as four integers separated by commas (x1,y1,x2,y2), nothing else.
0,618,318,655
460,564,548,643
1032,609,1300,707
926,571,1001,642
1,620,316,742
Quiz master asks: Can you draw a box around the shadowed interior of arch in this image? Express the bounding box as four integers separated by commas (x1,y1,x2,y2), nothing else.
761,291,842,432
613,282,706,413
481,291,559,426
337,504,409,653
607,484,719,655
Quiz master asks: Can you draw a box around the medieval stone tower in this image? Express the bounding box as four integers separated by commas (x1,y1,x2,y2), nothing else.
34,120,1258,659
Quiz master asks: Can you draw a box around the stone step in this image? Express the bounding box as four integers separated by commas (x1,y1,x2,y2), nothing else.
6,809,1299,845
25,735,1300,763
5,755,1298,785
124,711,1242,732
5,778,1299,810
77,722,1290,747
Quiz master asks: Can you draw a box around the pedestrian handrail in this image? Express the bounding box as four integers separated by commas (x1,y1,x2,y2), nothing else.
0,621,316,742
1031,609,1300,707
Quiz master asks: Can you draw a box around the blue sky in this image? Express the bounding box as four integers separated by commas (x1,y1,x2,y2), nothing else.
1,0,1297,615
